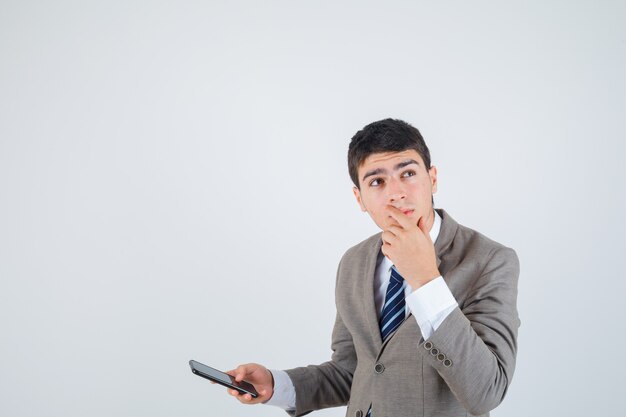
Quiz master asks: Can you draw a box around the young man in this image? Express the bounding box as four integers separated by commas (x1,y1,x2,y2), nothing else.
225,119,520,417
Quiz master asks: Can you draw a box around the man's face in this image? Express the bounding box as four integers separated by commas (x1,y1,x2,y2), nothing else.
353,150,438,231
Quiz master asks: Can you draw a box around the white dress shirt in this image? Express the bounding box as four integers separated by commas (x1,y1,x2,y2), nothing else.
265,210,458,410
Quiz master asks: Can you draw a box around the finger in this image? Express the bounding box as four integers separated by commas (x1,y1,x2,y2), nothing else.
381,230,399,246
417,217,432,241
381,242,393,260
384,210,400,227
383,224,404,237
229,389,253,404
234,364,251,381
386,205,414,229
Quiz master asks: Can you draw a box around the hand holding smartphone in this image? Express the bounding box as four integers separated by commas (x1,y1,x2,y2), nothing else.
189,360,260,398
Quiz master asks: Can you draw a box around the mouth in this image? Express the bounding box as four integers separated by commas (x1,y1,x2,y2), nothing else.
392,207,414,216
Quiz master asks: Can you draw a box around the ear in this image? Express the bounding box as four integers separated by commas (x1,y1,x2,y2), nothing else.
429,165,438,194
353,186,367,212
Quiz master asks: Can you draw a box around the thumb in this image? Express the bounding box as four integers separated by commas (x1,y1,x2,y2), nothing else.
418,217,431,240
233,365,248,381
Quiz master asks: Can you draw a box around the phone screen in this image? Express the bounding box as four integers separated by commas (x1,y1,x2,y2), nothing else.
192,361,234,384
189,360,258,398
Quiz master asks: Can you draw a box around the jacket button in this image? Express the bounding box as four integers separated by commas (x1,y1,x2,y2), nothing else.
443,358,453,367
374,363,385,374
355,410,363,417
437,353,446,362
430,347,439,356
424,341,433,350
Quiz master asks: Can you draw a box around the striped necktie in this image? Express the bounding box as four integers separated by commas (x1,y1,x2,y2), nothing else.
367,267,407,417
379,266,407,342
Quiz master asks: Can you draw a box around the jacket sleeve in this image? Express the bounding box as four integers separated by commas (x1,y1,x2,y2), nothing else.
420,247,521,416
283,308,357,417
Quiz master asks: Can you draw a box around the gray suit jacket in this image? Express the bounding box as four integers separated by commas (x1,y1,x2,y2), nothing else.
285,209,520,417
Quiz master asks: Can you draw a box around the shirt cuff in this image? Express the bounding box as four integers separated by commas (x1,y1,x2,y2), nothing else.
263,369,296,411
406,276,458,340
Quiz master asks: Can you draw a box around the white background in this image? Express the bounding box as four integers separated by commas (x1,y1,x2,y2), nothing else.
1,1,625,416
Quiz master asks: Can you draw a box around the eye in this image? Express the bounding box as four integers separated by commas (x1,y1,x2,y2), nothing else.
369,178,384,187
401,170,416,178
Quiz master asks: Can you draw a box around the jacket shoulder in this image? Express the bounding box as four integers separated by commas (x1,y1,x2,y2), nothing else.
340,232,381,263
455,222,513,254
438,210,519,280
438,209,514,256
335,233,382,281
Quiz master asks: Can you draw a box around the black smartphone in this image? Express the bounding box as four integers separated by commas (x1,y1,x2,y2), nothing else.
189,360,259,398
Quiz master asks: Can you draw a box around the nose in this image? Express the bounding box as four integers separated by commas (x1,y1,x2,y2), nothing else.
386,178,406,203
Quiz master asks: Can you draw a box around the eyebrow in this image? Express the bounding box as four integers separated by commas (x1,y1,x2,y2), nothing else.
361,159,420,182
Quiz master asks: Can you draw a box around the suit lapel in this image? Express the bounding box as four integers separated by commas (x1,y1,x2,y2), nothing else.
433,209,458,275
363,235,383,350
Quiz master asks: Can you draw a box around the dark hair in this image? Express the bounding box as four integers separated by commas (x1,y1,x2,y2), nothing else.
348,118,432,188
